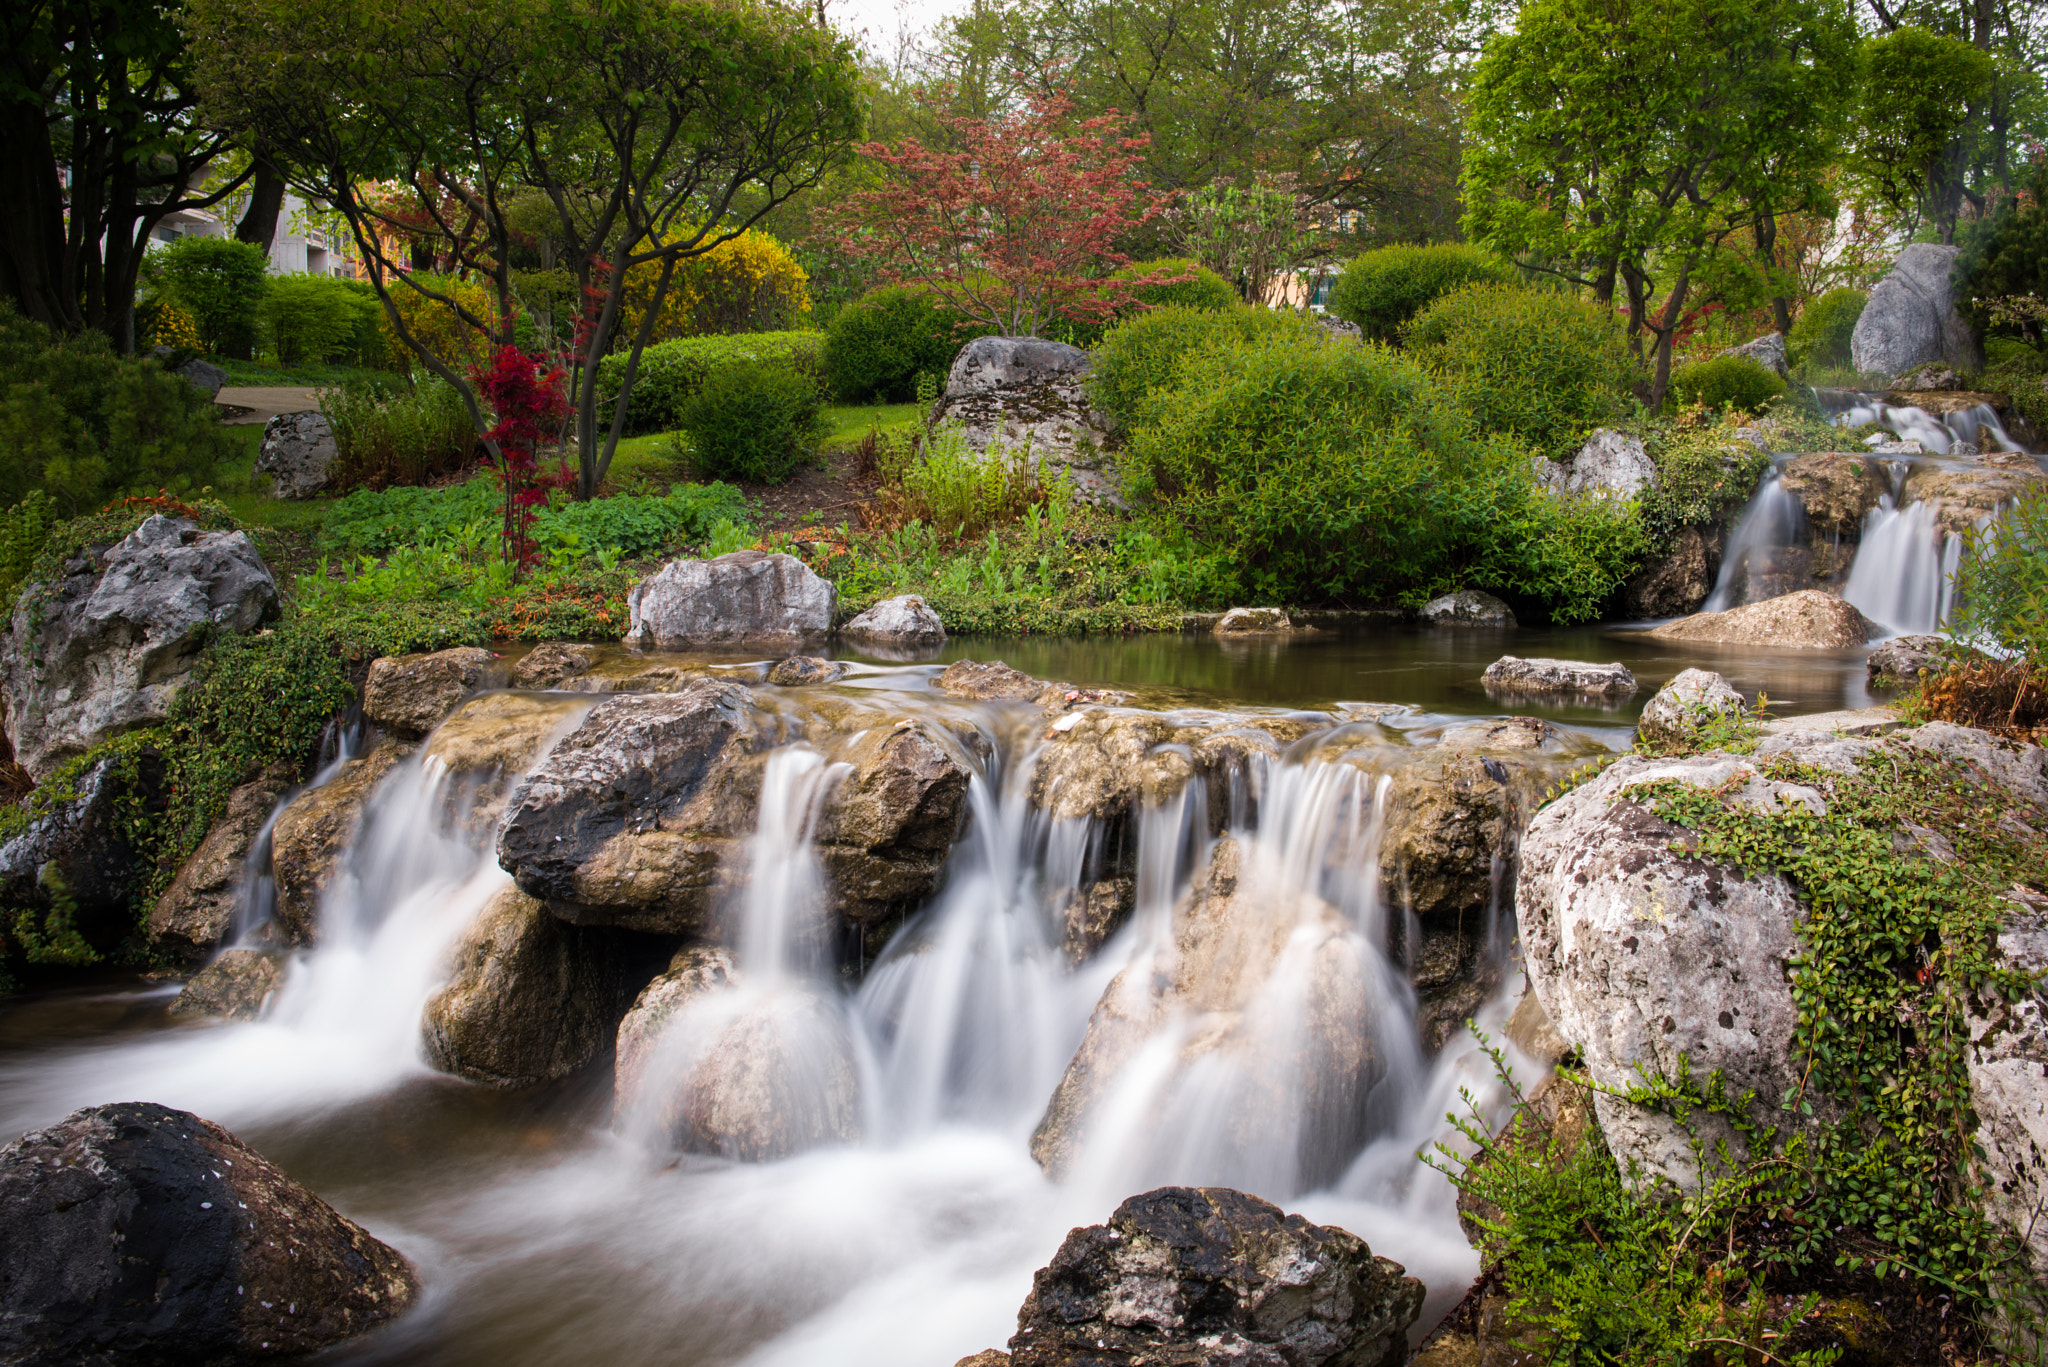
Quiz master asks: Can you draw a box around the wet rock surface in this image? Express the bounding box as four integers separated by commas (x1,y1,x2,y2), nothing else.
626,551,834,648
934,658,1058,702
766,656,846,686
1057,877,1134,965
1419,590,1516,628
421,692,586,834
1481,656,1636,696
1777,451,1891,537
1648,589,1870,648
842,594,945,646
1215,606,1294,635
362,646,495,737
0,1101,418,1365
1002,1186,1424,1367
0,751,164,933
270,740,412,945
148,764,297,961
169,948,284,1021
1636,668,1747,746
2,515,278,777
815,722,970,938
1623,524,1721,618
510,641,594,690
254,410,337,499
1902,458,2047,538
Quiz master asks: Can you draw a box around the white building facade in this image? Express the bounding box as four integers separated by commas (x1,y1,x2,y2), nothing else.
149,191,356,278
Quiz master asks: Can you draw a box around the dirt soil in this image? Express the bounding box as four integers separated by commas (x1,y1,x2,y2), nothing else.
735,446,879,537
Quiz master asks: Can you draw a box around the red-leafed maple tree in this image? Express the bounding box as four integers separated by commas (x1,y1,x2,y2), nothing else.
472,346,574,577
832,88,1181,337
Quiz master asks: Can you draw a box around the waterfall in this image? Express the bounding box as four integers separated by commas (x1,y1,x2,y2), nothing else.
1843,498,1964,635
1833,398,2029,455
1703,466,1804,611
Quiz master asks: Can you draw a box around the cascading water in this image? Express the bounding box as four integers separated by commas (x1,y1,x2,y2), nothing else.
1833,397,2029,456
1704,465,1806,612
1842,496,1966,635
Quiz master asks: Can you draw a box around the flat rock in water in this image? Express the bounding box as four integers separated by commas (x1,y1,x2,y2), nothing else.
626,551,834,648
0,1101,418,1364
1418,590,1516,628
511,641,594,690
1648,589,1869,648
1214,606,1293,635
1482,656,1637,695
933,659,1055,701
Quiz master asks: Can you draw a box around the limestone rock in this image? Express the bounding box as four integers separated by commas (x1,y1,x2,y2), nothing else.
1376,746,1547,928
1903,458,2047,539
766,656,847,686
1719,331,1789,377
1648,589,1870,648
0,1101,417,1364
1419,590,1516,628
815,722,970,933
1851,244,1983,379
177,357,228,396
254,410,338,499
1319,314,1366,341
2,515,279,776
928,337,1121,504
1058,877,1134,965
1636,668,1747,747
420,691,587,834
421,885,642,1088
613,945,737,1122
1532,428,1657,502
1006,1187,1424,1367
625,551,835,648
842,594,946,646
148,764,296,962
1624,524,1719,619
0,751,163,934
511,641,594,690
1968,894,2048,1295
934,659,1056,702
270,740,411,945
1778,451,1891,538
1481,656,1637,697
361,646,495,738
1867,633,1960,688
1028,708,1323,827
1214,606,1294,635
168,949,284,1022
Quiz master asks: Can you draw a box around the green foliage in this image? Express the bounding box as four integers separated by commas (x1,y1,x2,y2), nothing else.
319,375,480,489
598,330,826,435
1855,28,1998,242
316,477,748,561
0,302,236,515
1787,288,1866,371
823,285,982,402
0,491,59,605
1327,243,1510,344
260,273,380,366
676,362,827,484
1667,354,1787,414
1089,305,1322,433
1047,259,1237,347
1640,430,1773,548
890,422,1075,538
154,236,270,359
1404,283,1638,458
1462,477,1652,626
1956,482,2048,659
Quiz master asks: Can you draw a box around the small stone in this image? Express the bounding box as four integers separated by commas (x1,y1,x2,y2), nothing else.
841,594,946,646
1636,668,1747,747
1481,656,1637,696
1418,590,1516,628
767,656,847,686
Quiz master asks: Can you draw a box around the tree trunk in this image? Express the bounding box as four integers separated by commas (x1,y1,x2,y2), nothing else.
236,157,288,256
0,102,80,334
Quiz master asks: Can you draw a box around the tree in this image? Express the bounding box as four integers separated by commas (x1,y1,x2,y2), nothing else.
1461,0,1857,409
1854,27,1998,243
1,0,254,349
187,0,865,499
829,86,1179,336
1170,176,1323,305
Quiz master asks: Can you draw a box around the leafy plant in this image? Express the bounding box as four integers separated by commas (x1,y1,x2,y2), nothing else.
319,375,481,490
823,285,983,403
676,361,828,484
260,273,379,366
1089,304,1322,433
1668,355,1787,414
472,345,574,572
886,422,1073,538
598,330,826,434
614,227,813,341
1327,243,1510,344
1786,288,1866,371
155,236,269,359
1955,481,2048,660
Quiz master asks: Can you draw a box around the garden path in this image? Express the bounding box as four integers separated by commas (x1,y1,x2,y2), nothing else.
213,386,325,426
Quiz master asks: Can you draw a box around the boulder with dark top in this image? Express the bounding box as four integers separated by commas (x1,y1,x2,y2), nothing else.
1778,451,1890,538
1718,331,1788,377
1648,589,1870,648
2,515,279,777
927,336,1122,504
1851,244,1983,379
1374,735,1558,930
169,948,284,1021
1868,633,1964,687
1624,524,1721,619
254,410,338,499
511,641,595,690
1214,606,1294,635
1418,589,1516,628
841,594,946,646
1532,428,1657,502
1637,668,1747,746
148,763,297,962
178,357,228,396
418,692,588,835
1003,1187,1424,1367
0,1101,418,1365
361,646,495,737
816,721,971,939
1481,656,1637,696
766,656,846,686
421,885,644,1088
270,740,412,945
625,551,835,648
0,751,164,933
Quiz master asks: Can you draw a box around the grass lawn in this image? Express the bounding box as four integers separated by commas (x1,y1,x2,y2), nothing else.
207,423,344,536
207,357,401,389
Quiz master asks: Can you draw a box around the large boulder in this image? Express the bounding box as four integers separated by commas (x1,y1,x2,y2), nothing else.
841,594,945,647
421,885,644,1088
2,515,279,776
625,550,834,649
1777,451,1890,541
147,763,297,962
168,948,284,1021
814,722,971,947
1532,428,1657,502
361,646,495,737
998,1187,1424,1367
1648,589,1870,648
927,337,1121,504
1636,668,1746,747
0,1101,418,1365
1719,331,1789,377
253,410,338,499
1418,590,1516,628
1851,244,1983,380
1481,656,1637,697
0,751,164,934
177,357,228,396
270,740,412,945
1624,524,1721,619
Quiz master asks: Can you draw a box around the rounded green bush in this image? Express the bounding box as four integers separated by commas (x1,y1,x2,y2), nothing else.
1786,288,1866,371
1404,283,1637,457
1668,354,1786,414
260,274,372,365
1327,243,1510,344
677,361,827,484
155,236,270,360
824,285,981,402
1048,259,1238,348
1090,305,1323,434
602,331,825,435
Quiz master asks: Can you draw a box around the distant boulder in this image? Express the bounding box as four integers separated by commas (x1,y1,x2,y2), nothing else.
927,337,1122,505
254,410,338,499
626,551,835,649
1718,331,1788,377
1419,589,1516,628
1532,428,1657,503
1851,244,1983,380
1648,589,1870,648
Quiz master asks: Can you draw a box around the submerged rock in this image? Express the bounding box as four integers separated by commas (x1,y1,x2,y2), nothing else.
169,948,284,1022
625,551,835,648
1852,243,1982,379
1214,606,1294,635
1418,590,1515,628
766,656,846,686
0,1101,418,1365
254,409,338,498
270,740,412,945
1636,668,1747,746
362,646,495,738
1481,656,1637,697
511,641,595,690
148,764,296,962
1002,1187,1424,1367
2,515,279,777
841,594,946,646
1648,589,1870,648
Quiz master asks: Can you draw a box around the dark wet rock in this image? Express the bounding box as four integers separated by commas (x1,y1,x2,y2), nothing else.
1625,524,1721,619
254,410,337,499
361,646,495,738
0,1101,418,1365
1005,1186,1424,1367
178,357,228,396
1852,243,1982,379
841,594,945,646
1481,656,1636,697
1377,750,1533,929
511,641,594,690
934,659,1057,702
168,948,285,1022
614,946,738,1119
1648,589,1870,648
1868,634,1960,688
625,551,834,648
1778,451,1890,538
1419,590,1515,628
1058,877,1133,966
2,515,279,777
1637,668,1746,747
767,656,847,686
1214,606,1294,635
928,337,1121,505
421,885,644,1088
816,722,970,937
270,740,412,946
0,751,165,937
148,764,296,962
1410,927,1502,1054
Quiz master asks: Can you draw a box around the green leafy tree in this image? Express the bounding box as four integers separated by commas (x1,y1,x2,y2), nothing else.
1855,27,1998,244
1461,0,1858,409
155,236,268,359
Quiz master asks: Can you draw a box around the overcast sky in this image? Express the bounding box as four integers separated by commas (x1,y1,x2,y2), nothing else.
831,0,956,66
